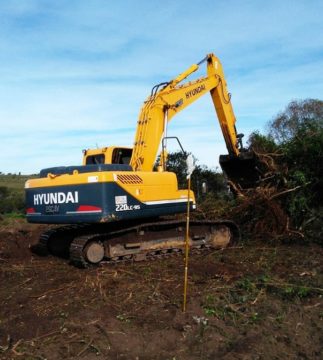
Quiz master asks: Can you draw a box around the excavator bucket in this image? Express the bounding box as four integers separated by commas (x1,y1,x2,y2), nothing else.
219,151,260,190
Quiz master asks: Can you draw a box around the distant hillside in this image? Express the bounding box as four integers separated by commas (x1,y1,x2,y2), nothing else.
0,174,36,191
0,174,37,214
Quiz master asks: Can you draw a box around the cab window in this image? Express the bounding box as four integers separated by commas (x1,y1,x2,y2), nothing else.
112,148,133,164
86,154,105,165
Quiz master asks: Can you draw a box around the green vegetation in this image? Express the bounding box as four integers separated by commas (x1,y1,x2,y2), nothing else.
155,148,233,220
202,271,322,330
0,174,36,215
247,99,323,242
158,151,228,199
0,173,31,189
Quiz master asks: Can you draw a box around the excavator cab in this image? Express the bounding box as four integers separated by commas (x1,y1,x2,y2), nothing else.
83,146,133,166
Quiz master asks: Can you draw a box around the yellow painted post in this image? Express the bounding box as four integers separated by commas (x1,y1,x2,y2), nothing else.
183,176,191,312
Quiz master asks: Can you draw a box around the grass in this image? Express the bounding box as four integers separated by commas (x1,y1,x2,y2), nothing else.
0,174,34,190
0,174,37,215
1,213,25,219
200,268,323,333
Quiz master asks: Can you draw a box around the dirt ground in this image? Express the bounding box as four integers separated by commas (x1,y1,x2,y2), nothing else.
0,219,322,359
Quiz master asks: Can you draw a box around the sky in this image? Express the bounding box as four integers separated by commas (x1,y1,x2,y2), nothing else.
0,0,322,174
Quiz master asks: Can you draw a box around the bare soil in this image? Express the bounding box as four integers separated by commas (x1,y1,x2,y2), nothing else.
0,219,322,359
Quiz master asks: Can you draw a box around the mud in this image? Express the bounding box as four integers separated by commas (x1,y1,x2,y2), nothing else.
0,220,322,359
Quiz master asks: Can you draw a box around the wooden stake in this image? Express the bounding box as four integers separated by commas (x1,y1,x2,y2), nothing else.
183,176,191,312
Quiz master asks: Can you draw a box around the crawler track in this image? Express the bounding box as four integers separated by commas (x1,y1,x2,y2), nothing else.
32,219,240,268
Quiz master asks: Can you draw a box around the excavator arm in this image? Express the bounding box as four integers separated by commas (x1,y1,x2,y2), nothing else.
130,53,259,188
130,54,241,171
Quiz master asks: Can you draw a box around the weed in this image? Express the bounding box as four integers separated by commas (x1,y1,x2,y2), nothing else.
205,294,216,303
202,302,240,323
268,284,313,300
283,286,295,299
202,294,225,319
297,286,311,298
249,312,261,323
116,314,131,323
193,316,209,341
236,277,256,292
2,212,25,219
259,274,271,284
142,267,152,276
204,307,217,317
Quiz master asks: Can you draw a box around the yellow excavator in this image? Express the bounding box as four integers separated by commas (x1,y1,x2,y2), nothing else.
25,53,258,267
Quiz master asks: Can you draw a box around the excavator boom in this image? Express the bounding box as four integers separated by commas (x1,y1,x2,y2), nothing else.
130,54,258,187
130,54,240,171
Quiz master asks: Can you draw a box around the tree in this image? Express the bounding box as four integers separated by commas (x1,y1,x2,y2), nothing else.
161,151,189,189
156,151,227,202
243,99,323,241
268,99,323,143
268,99,323,203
